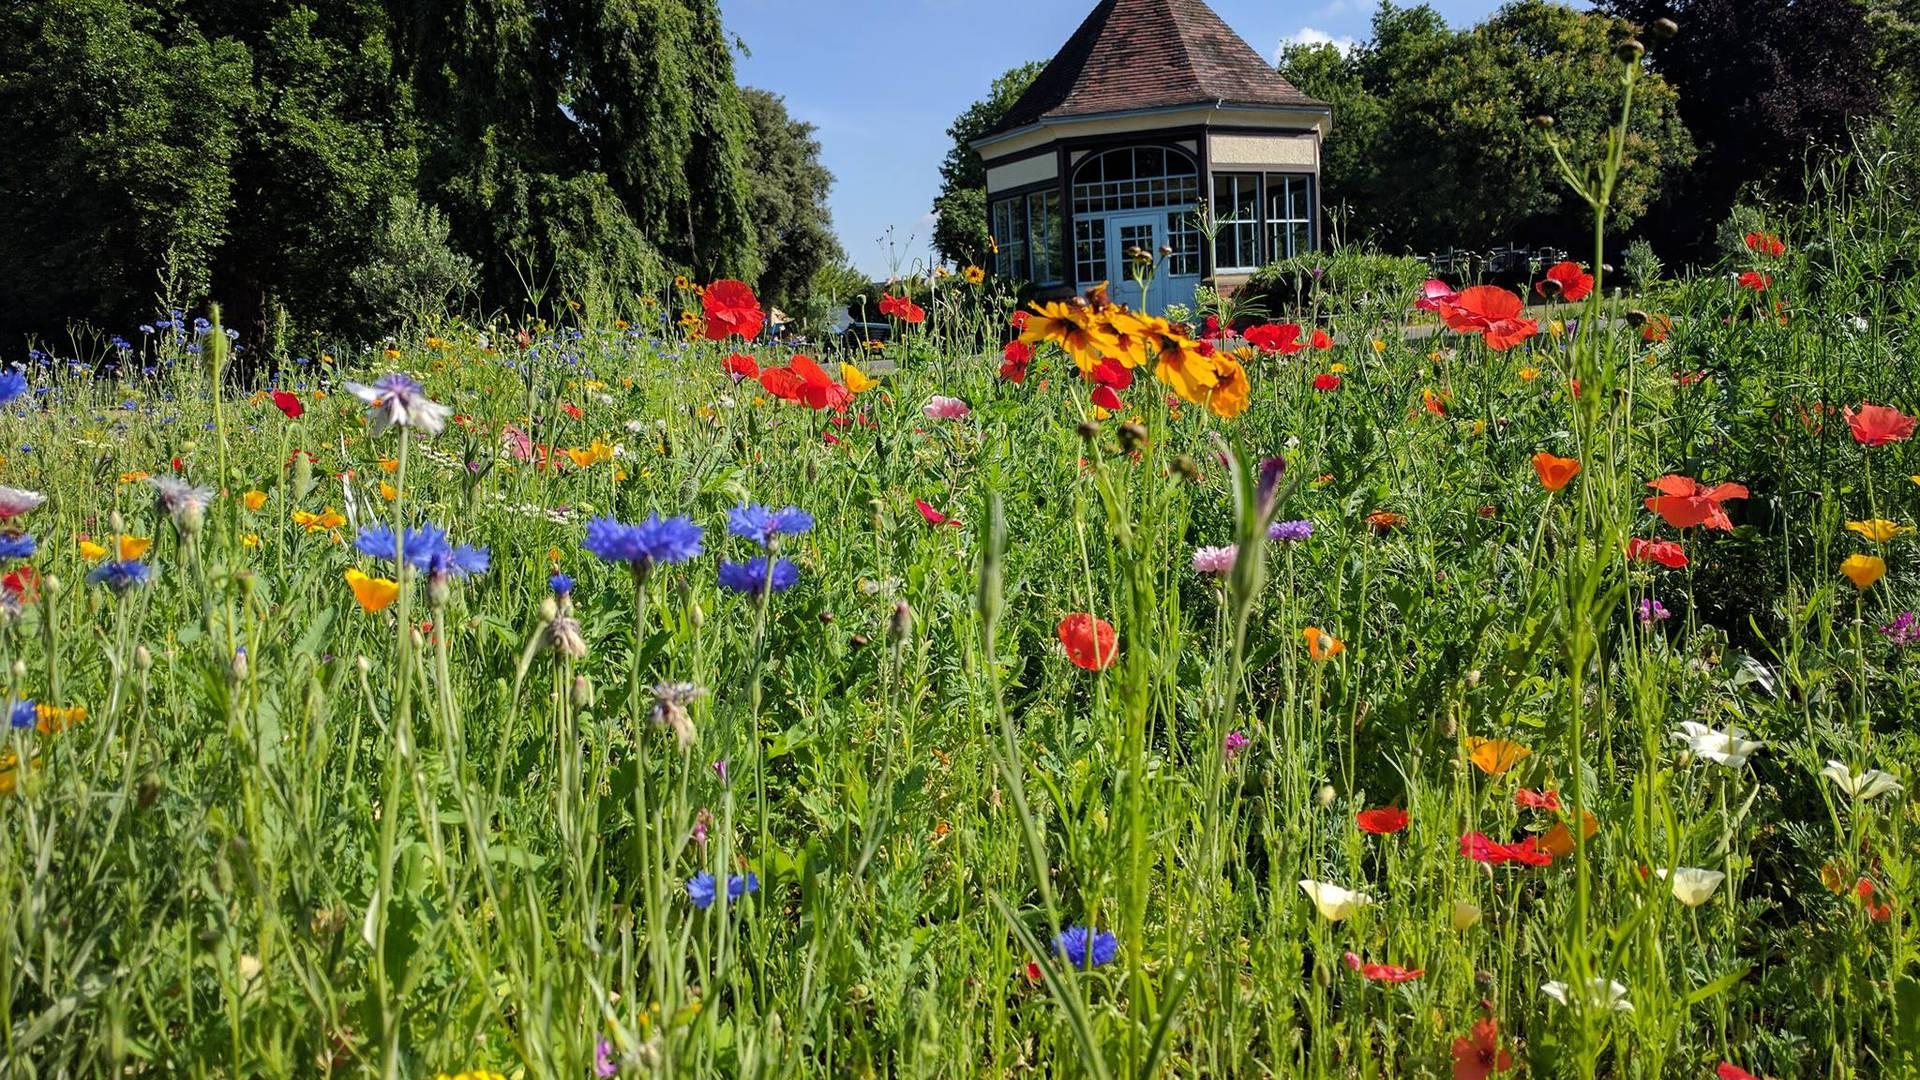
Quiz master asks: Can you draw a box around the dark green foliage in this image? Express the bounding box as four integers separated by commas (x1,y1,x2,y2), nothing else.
0,0,770,346
1241,249,1430,314
931,61,1044,265
741,88,843,316
1280,0,1694,255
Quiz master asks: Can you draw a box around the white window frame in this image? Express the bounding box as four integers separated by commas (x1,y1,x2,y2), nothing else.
1212,173,1262,272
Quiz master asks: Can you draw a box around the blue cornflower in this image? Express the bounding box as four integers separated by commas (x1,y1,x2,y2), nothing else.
0,534,35,560
424,544,490,579
727,872,760,900
1268,519,1314,543
717,557,799,595
582,515,704,568
355,523,451,569
686,871,717,910
9,699,35,729
0,371,26,407
549,573,574,596
87,560,152,593
726,504,814,546
1053,926,1119,969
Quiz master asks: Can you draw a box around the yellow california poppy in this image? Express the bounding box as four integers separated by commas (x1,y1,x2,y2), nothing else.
243,490,268,511
78,539,108,561
1541,810,1599,857
1840,554,1885,589
840,364,879,394
1845,519,1910,543
378,458,399,474
378,481,398,501
1467,736,1532,775
117,536,152,560
1302,627,1345,661
293,509,346,533
345,568,400,613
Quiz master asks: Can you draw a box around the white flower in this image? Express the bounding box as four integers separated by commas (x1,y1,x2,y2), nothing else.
0,486,46,521
1820,760,1903,802
344,373,450,437
1450,900,1482,931
1299,880,1372,922
1657,867,1726,907
1541,978,1633,1012
1671,721,1763,768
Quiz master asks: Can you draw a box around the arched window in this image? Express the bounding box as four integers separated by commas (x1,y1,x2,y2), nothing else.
1071,146,1200,215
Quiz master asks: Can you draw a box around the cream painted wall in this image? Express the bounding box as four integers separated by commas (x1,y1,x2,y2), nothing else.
1207,132,1318,171
984,154,1060,195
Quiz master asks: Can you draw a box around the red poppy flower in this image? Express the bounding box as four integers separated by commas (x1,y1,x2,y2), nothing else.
1643,475,1749,531
1857,878,1893,922
1310,328,1333,349
702,279,765,341
1313,373,1341,392
1010,310,1029,330
879,293,926,324
1640,313,1673,342
1535,261,1594,302
1356,806,1409,834
724,353,760,381
1627,538,1688,568
3,566,39,602
915,498,961,527
1057,613,1117,671
1091,357,1133,389
1344,951,1424,982
1737,271,1771,292
1452,1019,1514,1080
1415,279,1458,313
1459,832,1552,867
1743,232,1786,258
1514,788,1561,811
271,390,303,419
1442,286,1538,351
561,401,583,419
1717,1064,1760,1080
1091,385,1123,411
822,431,841,446
1243,323,1305,354
758,366,804,403
1844,402,1916,446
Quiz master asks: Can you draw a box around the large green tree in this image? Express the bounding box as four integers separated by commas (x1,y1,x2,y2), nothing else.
1280,0,1694,255
0,0,760,348
930,61,1043,266
740,88,842,315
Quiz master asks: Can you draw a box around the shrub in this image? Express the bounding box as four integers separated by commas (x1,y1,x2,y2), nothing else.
1240,247,1430,317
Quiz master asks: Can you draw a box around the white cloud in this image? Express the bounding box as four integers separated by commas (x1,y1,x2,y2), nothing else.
1279,27,1358,57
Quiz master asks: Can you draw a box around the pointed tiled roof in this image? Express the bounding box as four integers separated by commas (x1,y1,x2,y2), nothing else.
984,0,1326,139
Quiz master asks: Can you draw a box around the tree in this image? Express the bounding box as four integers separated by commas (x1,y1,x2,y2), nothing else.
740,88,843,315
1280,0,1693,256
1596,0,1885,260
930,61,1044,265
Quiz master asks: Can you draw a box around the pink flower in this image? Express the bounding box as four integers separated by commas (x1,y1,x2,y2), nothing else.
1415,279,1459,312
1224,730,1250,759
923,395,971,420
0,486,47,521
1191,544,1238,576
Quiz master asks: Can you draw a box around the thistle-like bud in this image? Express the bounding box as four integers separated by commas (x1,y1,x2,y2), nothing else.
8,659,23,680
136,645,152,672
355,654,371,673
649,682,703,749
1172,455,1202,483
1076,419,1101,442
1118,422,1148,452
1529,115,1554,129
1317,784,1336,808
231,647,248,682
538,597,559,623
1625,309,1650,328
888,600,913,645
571,675,594,709
849,633,870,651
547,615,587,659
426,573,451,610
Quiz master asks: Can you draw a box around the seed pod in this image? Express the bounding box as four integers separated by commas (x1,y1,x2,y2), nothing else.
1615,38,1644,63
1076,420,1101,442
1118,422,1148,452
1648,17,1677,40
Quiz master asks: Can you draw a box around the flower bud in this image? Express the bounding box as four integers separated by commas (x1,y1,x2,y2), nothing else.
1451,900,1482,930
1172,455,1201,483
572,675,595,709
547,615,587,659
1118,422,1148,452
8,659,23,680
1076,420,1101,442
888,600,913,645
1615,38,1644,63
1529,114,1555,129
538,597,559,622
355,654,371,673
1317,784,1336,808
135,645,152,671
426,573,451,609
1648,17,1677,41
231,647,248,682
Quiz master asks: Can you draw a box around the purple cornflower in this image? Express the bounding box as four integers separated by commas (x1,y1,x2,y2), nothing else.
594,1038,617,1078
0,371,27,406
1882,611,1918,647
1054,926,1119,969
1268,519,1313,543
717,556,799,595
356,523,446,566
9,699,35,729
1192,544,1238,576
1638,598,1671,625
727,504,814,546
424,543,490,580
712,758,729,785
343,373,450,436
0,534,35,560
87,560,152,593
1224,730,1251,759
583,515,704,568
727,872,760,900
549,573,574,596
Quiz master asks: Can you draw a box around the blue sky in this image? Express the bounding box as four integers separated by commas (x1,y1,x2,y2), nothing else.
721,0,1502,278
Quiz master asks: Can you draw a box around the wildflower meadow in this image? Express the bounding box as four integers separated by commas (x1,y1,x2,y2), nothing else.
3,43,1919,1080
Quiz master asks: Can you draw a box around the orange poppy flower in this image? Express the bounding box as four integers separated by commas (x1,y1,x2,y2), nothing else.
1540,809,1599,857
1467,737,1531,775
1057,613,1117,671
1303,627,1345,661
1532,452,1580,492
